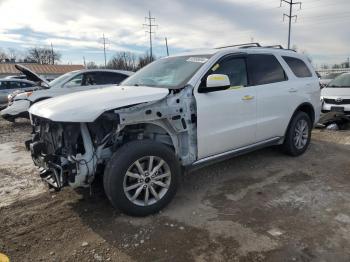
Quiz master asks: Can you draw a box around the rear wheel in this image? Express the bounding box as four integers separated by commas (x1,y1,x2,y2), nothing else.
103,140,181,216
282,111,312,156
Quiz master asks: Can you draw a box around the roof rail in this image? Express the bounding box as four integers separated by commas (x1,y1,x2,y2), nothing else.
263,45,284,49
215,42,261,49
239,44,297,52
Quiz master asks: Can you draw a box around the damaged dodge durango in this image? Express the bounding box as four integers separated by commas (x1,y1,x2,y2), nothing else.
27,43,321,216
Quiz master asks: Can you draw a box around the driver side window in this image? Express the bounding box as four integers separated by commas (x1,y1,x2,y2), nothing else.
210,57,248,88
64,74,83,87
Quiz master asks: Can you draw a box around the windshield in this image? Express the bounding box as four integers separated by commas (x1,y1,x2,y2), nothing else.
327,74,350,88
121,55,212,88
49,71,79,88
321,73,343,80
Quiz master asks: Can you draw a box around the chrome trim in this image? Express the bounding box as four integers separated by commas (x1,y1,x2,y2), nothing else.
191,137,281,169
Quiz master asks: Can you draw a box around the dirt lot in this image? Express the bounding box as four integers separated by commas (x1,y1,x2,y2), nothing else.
0,117,350,262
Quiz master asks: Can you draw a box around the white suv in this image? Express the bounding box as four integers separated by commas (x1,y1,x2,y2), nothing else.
26,43,320,216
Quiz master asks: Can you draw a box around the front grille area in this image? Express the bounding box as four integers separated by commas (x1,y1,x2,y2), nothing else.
324,98,350,105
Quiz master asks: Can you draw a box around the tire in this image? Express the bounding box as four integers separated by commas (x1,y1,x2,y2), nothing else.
282,111,312,156
103,140,181,217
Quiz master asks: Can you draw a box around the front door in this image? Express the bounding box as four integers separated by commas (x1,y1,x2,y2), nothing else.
194,55,257,159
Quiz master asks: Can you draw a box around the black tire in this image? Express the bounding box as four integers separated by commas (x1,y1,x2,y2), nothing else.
282,111,312,156
103,140,181,217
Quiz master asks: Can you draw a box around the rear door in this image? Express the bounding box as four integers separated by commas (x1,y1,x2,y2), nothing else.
195,54,257,159
247,54,293,141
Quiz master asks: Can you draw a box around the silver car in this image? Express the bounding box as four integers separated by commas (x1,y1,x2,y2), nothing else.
0,79,37,109
1,65,133,121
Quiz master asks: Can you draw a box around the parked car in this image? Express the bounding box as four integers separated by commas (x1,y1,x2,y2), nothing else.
26,43,320,216
0,79,37,109
4,75,28,80
319,72,344,88
321,73,350,114
1,65,133,121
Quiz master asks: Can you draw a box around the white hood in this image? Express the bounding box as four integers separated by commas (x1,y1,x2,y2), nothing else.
29,85,169,122
321,87,350,98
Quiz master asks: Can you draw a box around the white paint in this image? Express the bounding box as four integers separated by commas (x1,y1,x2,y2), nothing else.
29,85,169,122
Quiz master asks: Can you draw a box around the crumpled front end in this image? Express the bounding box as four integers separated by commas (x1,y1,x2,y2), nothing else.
26,116,107,190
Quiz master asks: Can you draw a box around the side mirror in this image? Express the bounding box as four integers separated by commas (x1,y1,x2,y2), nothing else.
199,74,230,93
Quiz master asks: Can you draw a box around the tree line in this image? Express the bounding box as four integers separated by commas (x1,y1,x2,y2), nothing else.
0,47,154,71
0,47,61,64
87,51,155,71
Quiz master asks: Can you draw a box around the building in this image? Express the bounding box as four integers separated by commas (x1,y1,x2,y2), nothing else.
0,63,85,80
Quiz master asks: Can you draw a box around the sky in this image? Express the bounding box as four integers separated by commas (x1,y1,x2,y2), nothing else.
0,0,349,68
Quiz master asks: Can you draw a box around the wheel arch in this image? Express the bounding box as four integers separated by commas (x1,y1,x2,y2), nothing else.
294,102,315,124
122,122,179,154
284,102,315,137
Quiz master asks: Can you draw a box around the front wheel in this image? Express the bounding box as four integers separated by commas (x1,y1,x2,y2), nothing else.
103,140,181,217
282,111,312,156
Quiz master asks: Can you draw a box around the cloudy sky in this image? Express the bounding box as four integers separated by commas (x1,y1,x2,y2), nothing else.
0,0,349,67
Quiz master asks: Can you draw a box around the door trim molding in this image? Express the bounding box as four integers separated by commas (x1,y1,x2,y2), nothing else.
189,137,282,171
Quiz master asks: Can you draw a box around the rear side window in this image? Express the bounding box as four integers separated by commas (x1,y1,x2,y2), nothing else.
282,56,312,78
96,72,129,85
9,81,22,89
21,82,34,88
247,54,287,85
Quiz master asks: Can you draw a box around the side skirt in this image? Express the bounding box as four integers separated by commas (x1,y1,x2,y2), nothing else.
187,137,282,172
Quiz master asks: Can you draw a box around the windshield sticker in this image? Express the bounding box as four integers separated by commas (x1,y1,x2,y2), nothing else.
212,63,220,71
187,57,208,63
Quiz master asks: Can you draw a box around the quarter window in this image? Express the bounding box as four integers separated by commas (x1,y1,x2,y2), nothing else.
247,54,287,85
282,56,312,78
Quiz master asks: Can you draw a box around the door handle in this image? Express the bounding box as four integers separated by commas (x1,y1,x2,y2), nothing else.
242,95,254,101
288,88,297,93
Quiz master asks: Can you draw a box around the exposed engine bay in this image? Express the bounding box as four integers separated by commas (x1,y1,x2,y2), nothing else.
27,86,197,190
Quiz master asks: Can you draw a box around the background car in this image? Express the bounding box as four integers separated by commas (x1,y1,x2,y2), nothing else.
0,79,37,109
1,65,133,121
321,73,350,114
319,72,344,88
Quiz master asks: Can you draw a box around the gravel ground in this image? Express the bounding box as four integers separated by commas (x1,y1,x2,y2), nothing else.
0,117,350,262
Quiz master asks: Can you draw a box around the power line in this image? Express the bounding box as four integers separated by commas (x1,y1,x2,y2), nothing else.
281,0,302,49
143,11,158,61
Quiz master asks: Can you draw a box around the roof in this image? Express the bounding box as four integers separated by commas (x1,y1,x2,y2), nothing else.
171,44,299,58
0,63,84,75
77,69,134,76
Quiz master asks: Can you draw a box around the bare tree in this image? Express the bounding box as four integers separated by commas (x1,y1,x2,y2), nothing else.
7,48,19,61
137,52,155,70
0,48,8,62
25,47,61,64
107,51,138,71
86,61,98,69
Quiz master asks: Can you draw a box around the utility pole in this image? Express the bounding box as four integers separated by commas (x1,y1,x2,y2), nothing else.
281,0,302,49
102,33,107,67
50,42,54,64
165,37,169,56
83,56,86,68
143,11,157,62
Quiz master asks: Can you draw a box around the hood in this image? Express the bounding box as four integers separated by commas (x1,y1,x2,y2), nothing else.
321,87,350,98
15,64,50,86
29,85,169,122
